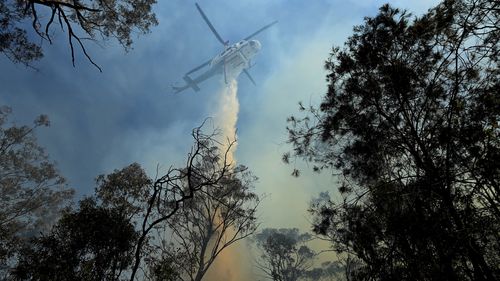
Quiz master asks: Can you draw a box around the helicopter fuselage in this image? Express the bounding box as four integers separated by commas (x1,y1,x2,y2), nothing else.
172,2,276,94
209,39,261,75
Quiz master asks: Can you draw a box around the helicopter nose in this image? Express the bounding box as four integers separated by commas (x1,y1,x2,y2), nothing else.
250,40,261,50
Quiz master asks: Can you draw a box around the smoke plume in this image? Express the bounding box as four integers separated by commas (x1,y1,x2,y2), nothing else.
203,77,255,281
213,79,239,163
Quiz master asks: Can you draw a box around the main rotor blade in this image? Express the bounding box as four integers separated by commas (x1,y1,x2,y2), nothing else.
243,69,256,86
186,59,211,75
195,3,226,45
243,20,278,41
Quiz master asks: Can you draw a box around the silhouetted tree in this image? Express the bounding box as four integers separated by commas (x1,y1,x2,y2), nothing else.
254,228,317,281
95,123,244,281
302,261,345,281
12,198,137,281
0,0,158,70
286,0,499,280
5,121,242,280
148,255,180,281
0,106,73,278
150,162,260,281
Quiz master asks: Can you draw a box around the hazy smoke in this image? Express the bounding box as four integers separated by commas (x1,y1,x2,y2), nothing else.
213,79,239,163
203,77,256,281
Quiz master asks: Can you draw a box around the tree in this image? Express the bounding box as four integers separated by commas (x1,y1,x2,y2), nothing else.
286,0,499,280
151,163,260,281
12,198,137,281
95,123,244,281
9,122,243,280
0,0,158,70
0,106,73,277
253,228,316,281
302,261,345,281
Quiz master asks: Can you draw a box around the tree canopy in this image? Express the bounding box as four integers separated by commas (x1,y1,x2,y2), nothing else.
6,121,254,281
287,0,499,280
254,228,315,281
96,125,249,281
12,198,137,281
0,0,158,70
150,164,260,281
0,106,73,278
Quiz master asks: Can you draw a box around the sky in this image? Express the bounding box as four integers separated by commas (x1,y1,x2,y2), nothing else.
0,0,440,279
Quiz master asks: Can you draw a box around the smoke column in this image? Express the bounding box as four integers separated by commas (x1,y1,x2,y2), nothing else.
203,77,255,281
213,79,239,164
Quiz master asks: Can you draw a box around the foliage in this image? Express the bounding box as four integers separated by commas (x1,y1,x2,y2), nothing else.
302,261,345,281
0,106,73,277
148,255,181,281
151,163,260,281
287,0,499,280
2,118,247,280
12,198,137,281
0,0,158,70
254,228,317,281
94,123,245,281
96,162,152,220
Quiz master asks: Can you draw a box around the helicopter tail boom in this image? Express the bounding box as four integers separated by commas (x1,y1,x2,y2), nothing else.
183,75,200,92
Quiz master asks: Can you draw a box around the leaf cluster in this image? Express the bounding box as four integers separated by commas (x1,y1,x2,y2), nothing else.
12,198,137,281
0,0,158,70
0,106,73,276
254,228,316,281
287,0,499,280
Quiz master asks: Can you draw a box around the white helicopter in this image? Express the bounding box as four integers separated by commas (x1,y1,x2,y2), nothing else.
172,3,277,94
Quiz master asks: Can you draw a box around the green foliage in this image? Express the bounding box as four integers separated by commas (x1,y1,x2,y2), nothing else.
302,261,345,281
1,116,253,280
12,198,137,281
0,106,73,276
287,0,499,280
90,124,252,281
149,255,181,281
254,228,316,281
155,164,260,281
0,0,158,70
0,1,43,65
96,162,152,219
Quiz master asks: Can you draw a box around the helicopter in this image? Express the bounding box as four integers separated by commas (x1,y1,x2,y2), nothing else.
172,3,277,94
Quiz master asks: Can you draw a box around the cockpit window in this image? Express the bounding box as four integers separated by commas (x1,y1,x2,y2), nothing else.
249,41,260,49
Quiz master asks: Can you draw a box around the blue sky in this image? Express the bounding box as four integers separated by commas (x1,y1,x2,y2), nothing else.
0,0,440,278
